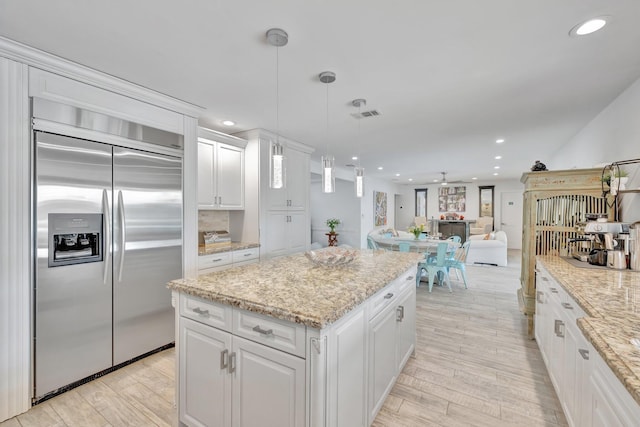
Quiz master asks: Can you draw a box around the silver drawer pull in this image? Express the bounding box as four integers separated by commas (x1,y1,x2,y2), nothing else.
212,258,223,262
578,349,589,360
193,307,209,316
554,319,565,338
384,293,394,299
550,287,558,293
541,277,549,282
536,291,544,303
406,276,414,281
396,306,405,322
228,352,236,374
561,302,573,310
252,325,274,336
220,349,228,369
244,253,252,257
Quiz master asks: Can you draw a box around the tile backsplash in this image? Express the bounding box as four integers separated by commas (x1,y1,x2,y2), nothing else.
198,210,229,232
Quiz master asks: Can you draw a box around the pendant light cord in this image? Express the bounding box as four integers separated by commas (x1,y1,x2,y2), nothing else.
325,80,329,156
276,46,280,141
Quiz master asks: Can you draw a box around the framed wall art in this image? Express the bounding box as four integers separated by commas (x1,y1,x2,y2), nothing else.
438,186,466,212
374,190,387,226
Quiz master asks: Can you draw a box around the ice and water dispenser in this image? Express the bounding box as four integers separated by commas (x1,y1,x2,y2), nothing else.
48,213,103,267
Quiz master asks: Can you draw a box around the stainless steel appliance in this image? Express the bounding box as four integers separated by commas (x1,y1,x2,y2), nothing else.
582,220,630,268
34,100,183,401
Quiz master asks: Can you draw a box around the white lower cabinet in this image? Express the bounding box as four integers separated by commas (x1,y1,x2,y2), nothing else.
535,262,640,427
176,266,417,427
179,315,304,427
264,211,307,258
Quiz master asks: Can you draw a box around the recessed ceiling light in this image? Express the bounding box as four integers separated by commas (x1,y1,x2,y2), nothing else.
496,139,505,143
377,166,383,170
222,120,235,126
408,178,413,182
570,17,609,36
472,177,478,180
352,156,358,160
395,173,400,177
493,172,499,176
495,155,502,160
433,179,439,183
494,166,500,169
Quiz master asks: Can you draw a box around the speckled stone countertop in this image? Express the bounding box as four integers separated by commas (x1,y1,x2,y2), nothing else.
198,242,260,256
537,255,640,405
169,249,423,329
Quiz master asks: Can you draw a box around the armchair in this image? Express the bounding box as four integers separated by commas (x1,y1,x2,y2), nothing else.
469,216,493,235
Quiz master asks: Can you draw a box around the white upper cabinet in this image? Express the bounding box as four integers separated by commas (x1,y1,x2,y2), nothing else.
197,128,246,210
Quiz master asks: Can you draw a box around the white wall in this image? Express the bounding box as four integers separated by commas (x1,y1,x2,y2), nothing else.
397,179,524,229
310,175,361,248
550,75,640,223
359,176,402,248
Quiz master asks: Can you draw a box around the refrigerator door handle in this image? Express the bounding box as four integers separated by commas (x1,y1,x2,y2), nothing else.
117,190,126,283
102,189,111,285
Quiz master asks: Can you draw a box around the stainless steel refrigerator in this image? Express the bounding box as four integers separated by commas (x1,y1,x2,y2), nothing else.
34,126,182,400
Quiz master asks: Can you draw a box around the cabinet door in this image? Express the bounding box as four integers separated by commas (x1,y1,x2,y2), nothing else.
232,335,305,427
287,211,308,255
216,143,244,210
396,289,416,372
179,317,232,427
285,147,309,211
198,141,216,209
264,211,290,258
368,305,398,423
548,302,565,396
563,317,591,427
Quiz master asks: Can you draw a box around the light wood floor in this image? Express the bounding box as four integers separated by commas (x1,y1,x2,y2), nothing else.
2,250,566,426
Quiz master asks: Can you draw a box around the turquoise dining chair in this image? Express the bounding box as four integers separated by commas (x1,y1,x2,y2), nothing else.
397,242,411,252
367,236,379,250
416,242,451,292
446,241,470,288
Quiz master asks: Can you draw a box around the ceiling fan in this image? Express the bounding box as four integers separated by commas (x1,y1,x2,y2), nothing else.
438,172,470,185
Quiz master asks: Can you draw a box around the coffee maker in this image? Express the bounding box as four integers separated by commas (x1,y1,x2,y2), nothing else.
583,221,630,268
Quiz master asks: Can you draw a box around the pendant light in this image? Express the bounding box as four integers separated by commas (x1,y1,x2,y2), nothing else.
319,71,336,193
352,98,366,198
266,28,287,189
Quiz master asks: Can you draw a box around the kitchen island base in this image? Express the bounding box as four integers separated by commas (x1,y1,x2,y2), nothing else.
171,256,419,427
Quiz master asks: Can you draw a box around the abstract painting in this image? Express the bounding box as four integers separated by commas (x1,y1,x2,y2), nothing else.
374,190,387,226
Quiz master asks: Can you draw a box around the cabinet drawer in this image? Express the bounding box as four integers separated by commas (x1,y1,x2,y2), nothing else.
233,310,306,357
369,282,399,320
198,252,233,271
395,268,416,296
232,247,259,263
180,293,232,332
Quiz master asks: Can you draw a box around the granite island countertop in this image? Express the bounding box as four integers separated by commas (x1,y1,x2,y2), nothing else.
198,241,260,256
169,249,423,329
537,255,640,405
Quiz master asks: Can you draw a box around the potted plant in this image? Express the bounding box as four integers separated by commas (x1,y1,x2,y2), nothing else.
326,218,340,233
408,223,424,239
602,169,629,190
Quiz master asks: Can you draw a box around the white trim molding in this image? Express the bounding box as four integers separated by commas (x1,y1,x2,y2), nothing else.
0,57,31,422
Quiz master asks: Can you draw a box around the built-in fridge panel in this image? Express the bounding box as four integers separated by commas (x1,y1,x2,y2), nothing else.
35,132,113,396
112,147,182,364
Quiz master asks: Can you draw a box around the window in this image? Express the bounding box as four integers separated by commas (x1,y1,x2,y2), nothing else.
415,188,427,217
479,186,494,217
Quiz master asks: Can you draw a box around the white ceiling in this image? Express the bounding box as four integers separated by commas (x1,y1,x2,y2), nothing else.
2,0,640,184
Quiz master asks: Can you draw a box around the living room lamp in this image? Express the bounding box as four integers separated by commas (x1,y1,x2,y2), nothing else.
352,98,366,198
320,71,336,193
266,28,288,189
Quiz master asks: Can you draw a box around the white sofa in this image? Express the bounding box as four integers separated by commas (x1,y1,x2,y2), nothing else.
469,216,493,235
465,230,508,266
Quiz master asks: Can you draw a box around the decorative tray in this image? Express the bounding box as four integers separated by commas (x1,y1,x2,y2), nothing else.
305,247,358,266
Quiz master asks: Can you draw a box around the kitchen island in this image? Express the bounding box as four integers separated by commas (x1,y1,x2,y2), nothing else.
168,249,423,427
535,256,640,425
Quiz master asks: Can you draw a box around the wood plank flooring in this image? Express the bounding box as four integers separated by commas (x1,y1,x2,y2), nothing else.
2,249,566,426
